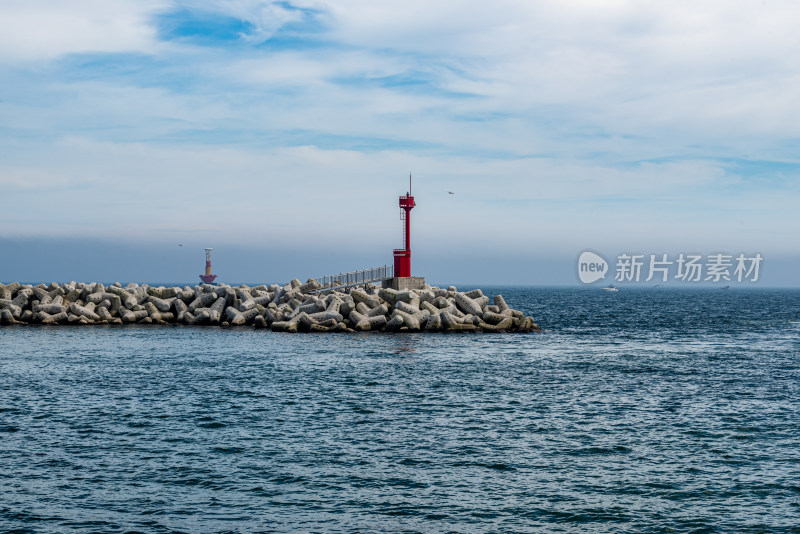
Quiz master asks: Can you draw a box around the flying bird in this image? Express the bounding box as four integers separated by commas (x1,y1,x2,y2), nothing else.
178,243,183,247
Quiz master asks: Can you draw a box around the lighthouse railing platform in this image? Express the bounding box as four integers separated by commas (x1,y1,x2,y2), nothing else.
311,265,393,293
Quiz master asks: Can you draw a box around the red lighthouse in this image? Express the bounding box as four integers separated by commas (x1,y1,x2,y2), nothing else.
199,248,218,284
393,187,415,278
383,177,425,291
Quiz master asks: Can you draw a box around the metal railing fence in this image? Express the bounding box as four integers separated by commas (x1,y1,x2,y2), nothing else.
312,265,392,292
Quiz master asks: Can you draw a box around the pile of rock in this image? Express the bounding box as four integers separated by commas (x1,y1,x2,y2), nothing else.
0,280,540,333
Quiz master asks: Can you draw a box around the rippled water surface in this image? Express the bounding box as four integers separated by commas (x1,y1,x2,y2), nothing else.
2,287,799,533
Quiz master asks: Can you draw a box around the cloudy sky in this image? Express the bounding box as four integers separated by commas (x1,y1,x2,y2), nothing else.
1,0,798,285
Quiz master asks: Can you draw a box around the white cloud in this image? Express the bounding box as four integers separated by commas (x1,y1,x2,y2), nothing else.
1,137,797,255
1,0,799,262
0,0,168,62
312,0,800,141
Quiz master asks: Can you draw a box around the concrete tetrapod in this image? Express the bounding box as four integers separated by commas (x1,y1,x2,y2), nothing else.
0,280,540,333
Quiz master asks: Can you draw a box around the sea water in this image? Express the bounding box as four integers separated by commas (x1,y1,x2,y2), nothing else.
1,287,799,532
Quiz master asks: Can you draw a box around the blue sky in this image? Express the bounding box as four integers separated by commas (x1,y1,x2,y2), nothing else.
1,0,799,285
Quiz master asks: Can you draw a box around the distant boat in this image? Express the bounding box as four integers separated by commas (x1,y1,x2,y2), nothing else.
602,285,619,292
720,285,730,290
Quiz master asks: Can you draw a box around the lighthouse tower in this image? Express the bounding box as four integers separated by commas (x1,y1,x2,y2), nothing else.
385,177,425,290
393,193,415,277
199,248,218,284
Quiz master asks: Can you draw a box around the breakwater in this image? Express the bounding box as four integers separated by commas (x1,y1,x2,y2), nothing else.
0,280,540,333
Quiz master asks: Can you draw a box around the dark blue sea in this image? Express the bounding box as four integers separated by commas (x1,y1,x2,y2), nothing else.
2,287,799,533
